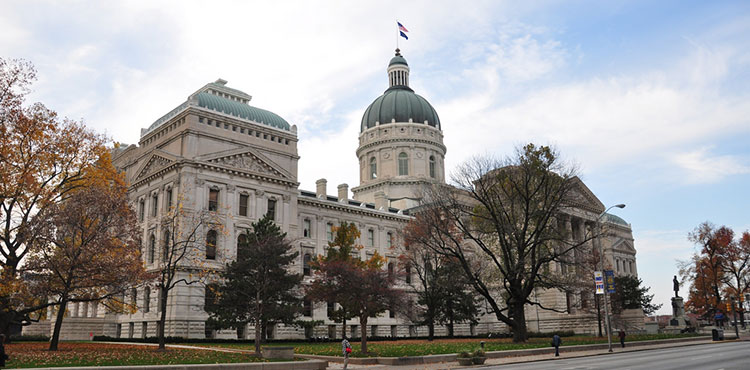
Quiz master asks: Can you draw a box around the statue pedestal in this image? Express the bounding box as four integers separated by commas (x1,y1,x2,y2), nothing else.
663,296,689,333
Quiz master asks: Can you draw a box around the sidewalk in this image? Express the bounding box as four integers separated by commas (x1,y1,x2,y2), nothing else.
324,337,727,370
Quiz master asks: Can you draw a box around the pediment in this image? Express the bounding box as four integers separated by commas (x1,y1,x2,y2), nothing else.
134,150,178,181
611,238,636,253
199,148,293,180
568,176,605,213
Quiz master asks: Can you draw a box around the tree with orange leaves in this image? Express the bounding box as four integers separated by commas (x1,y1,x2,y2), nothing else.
680,222,733,322
306,222,402,354
26,154,151,351
0,58,112,337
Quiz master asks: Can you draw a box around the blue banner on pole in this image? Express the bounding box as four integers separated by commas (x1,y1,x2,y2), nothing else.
605,270,616,293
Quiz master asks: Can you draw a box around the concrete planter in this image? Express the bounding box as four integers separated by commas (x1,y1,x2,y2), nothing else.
472,356,487,364
457,357,474,366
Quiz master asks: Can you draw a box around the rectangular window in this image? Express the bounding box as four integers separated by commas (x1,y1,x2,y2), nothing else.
239,194,249,216
367,229,374,247
303,300,312,317
151,193,158,217
267,198,276,220
138,199,145,221
387,232,393,248
303,219,311,238
327,223,334,242
565,291,573,313
166,188,173,211
208,189,219,211
327,301,335,318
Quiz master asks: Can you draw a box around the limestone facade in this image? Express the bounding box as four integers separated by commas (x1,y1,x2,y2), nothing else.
24,52,642,340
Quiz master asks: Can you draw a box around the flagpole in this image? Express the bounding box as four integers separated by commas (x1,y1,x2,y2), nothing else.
396,19,399,49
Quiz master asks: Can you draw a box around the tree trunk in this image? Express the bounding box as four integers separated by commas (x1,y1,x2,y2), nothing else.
49,299,67,351
448,318,454,338
359,316,368,354
511,301,528,343
340,316,347,339
427,322,434,341
157,287,168,351
254,320,262,356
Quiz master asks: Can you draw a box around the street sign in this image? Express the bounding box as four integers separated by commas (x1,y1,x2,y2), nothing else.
605,270,615,293
594,271,604,295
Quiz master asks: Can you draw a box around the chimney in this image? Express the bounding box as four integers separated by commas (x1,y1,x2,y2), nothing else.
374,191,387,210
316,178,327,199
337,184,349,203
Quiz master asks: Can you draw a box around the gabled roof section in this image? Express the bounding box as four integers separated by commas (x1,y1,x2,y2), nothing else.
567,176,605,214
197,147,294,181
133,150,179,182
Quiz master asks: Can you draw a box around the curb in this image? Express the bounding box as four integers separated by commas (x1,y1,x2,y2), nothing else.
301,336,713,365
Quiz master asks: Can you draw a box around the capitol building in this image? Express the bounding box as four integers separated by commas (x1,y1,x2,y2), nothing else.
26,50,643,340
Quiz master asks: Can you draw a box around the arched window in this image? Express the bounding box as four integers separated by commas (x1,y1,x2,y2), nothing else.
369,157,377,179
303,253,312,276
162,230,170,262
398,152,409,176
429,155,436,178
237,233,249,260
206,230,217,260
148,234,155,264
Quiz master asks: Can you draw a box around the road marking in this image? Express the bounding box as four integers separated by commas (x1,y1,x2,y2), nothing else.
690,355,714,360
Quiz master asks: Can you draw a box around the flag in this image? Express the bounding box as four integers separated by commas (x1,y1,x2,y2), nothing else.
398,21,409,33
399,31,408,40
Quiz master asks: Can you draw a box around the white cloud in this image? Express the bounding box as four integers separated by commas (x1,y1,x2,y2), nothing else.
671,147,750,184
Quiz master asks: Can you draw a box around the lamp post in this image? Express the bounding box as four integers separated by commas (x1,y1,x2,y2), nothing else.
597,203,625,353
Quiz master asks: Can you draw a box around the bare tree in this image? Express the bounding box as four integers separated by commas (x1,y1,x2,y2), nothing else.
404,144,594,342
153,190,223,351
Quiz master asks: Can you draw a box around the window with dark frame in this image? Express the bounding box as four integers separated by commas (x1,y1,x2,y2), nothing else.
151,193,158,217
208,188,219,211
206,230,217,260
162,230,170,262
303,219,311,238
303,253,312,276
266,198,276,220
144,287,151,313
138,199,145,221
303,299,312,317
429,155,436,178
239,194,249,216
166,188,173,211
148,234,155,264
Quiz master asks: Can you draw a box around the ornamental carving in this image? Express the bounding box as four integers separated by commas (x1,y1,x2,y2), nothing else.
208,153,286,178
382,151,391,159
136,155,172,180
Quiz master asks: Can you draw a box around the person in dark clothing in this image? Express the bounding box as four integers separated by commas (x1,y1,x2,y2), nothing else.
618,329,626,348
0,333,8,367
552,334,562,357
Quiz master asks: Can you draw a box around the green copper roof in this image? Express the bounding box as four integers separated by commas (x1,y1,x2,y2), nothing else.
603,213,629,227
361,86,440,132
196,92,290,131
389,55,408,66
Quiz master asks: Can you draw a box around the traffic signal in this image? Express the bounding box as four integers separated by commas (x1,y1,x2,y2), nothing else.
726,302,732,312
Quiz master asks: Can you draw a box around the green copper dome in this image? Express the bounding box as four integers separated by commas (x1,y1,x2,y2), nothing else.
603,213,629,227
389,55,408,66
196,92,290,131
361,86,441,131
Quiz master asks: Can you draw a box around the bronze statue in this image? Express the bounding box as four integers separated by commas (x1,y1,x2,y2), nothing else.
673,275,680,298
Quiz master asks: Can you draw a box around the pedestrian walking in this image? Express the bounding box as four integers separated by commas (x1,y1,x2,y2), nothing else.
618,329,626,348
551,334,562,357
342,336,352,370
0,334,8,368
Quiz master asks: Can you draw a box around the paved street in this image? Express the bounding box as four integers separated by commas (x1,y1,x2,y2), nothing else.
487,341,750,370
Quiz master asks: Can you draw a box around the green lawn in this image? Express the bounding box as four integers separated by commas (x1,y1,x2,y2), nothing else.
192,333,705,358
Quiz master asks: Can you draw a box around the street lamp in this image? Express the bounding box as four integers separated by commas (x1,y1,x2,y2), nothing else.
597,203,625,353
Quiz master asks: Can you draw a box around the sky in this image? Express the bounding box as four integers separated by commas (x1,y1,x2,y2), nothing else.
2,0,749,316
